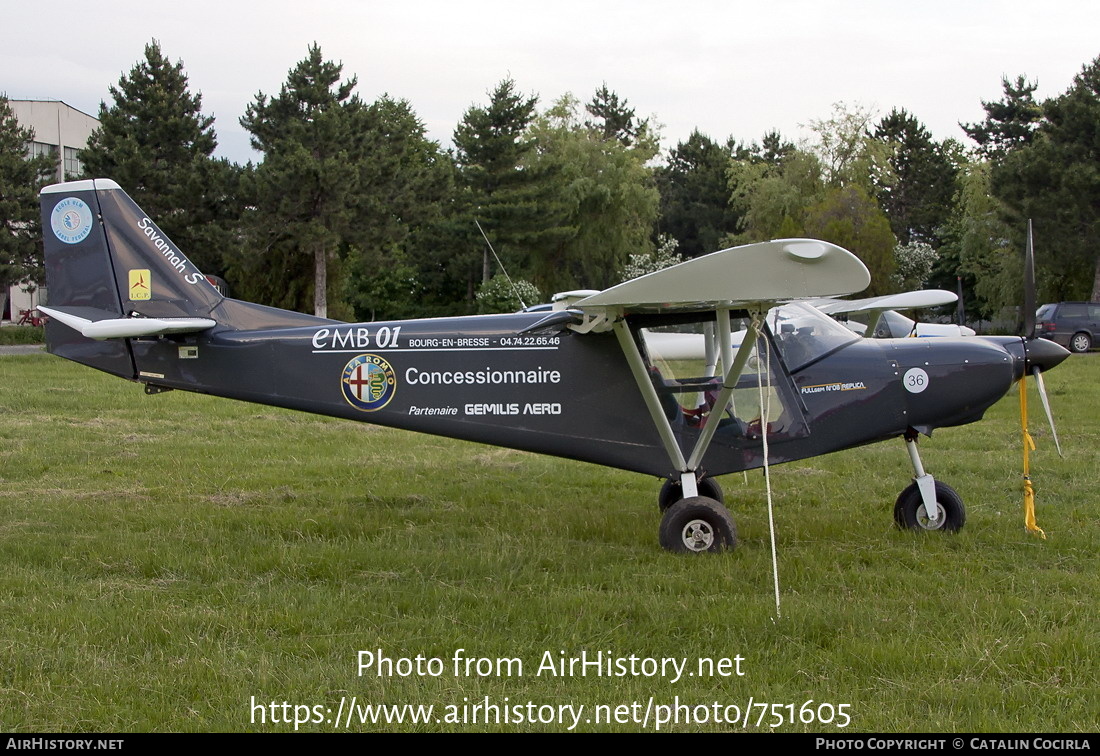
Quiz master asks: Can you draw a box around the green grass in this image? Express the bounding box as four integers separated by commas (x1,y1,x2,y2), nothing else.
0,353,1097,732
0,326,44,345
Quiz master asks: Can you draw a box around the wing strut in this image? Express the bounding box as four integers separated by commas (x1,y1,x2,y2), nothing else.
613,319,689,473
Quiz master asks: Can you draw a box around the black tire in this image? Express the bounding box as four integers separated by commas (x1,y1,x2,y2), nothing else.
658,475,724,513
659,496,737,553
893,481,966,532
1070,332,1092,353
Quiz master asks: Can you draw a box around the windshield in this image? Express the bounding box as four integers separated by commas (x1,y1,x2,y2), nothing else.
768,302,860,371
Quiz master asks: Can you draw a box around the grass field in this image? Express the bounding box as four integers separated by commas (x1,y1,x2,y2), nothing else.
0,352,1096,732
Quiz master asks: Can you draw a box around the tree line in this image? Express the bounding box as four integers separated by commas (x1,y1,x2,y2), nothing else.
2,40,1099,323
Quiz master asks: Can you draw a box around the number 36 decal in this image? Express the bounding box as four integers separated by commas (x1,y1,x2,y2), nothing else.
903,367,929,394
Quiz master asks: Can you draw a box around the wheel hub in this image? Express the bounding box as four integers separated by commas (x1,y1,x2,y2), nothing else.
681,519,715,551
915,502,946,530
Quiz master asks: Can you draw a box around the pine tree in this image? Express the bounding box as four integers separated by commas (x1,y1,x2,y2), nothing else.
454,78,537,200
960,75,1043,162
873,108,958,247
347,95,454,320
656,130,743,258
584,83,647,146
992,57,1100,302
452,78,541,300
80,40,236,276
0,95,55,290
238,44,369,318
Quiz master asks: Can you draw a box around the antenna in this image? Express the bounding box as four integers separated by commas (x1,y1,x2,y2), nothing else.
475,219,528,310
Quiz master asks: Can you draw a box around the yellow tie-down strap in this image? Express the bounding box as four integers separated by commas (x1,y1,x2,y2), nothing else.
1019,376,1046,539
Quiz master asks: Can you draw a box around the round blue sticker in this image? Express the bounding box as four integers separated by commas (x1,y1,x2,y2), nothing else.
51,197,93,245
341,354,397,412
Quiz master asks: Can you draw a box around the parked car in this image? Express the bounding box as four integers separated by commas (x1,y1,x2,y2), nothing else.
1035,301,1100,353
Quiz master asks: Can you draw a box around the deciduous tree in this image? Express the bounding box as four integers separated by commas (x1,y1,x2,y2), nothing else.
524,94,660,291
727,144,823,244
805,101,893,192
803,185,897,296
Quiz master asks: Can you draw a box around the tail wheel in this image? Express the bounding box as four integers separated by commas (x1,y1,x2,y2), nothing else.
659,496,737,553
893,481,966,532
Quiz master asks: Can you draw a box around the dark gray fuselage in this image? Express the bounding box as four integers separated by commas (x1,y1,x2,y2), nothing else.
104,310,1024,479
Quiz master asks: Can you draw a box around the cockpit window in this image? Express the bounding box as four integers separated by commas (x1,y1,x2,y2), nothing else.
633,314,809,444
768,302,860,371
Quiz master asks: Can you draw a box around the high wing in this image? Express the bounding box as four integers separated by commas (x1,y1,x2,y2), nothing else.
802,290,977,338
871,310,977,338
574,239,870,314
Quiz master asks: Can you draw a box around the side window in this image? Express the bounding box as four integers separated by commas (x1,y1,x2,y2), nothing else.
634,315,808,443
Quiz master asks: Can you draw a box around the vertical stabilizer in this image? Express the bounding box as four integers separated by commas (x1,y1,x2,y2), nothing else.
40,178,224,378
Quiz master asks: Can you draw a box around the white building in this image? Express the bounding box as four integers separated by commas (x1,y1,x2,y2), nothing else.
4,100,99,321
9,99,99,182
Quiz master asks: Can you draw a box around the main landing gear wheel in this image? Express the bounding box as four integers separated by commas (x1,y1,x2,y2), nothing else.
658,476,724,512
893,481,966,532
659,496,737,553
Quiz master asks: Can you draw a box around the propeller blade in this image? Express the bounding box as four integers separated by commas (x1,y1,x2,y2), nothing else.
1032,367,1063,457
1023,220,1036,338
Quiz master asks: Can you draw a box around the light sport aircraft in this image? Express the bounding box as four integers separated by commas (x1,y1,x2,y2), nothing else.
38,179,1069,553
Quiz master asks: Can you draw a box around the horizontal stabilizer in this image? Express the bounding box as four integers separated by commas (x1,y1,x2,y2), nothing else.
576,239,870,314
38,306,215,341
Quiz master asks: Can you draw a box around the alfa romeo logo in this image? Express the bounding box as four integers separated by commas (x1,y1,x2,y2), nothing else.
341,354,396,412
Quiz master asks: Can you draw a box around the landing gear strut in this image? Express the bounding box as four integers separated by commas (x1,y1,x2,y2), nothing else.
896,432,966,532
658,474,724,512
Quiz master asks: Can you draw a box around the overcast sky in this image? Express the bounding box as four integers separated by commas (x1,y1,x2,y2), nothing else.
3,1,1098,165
